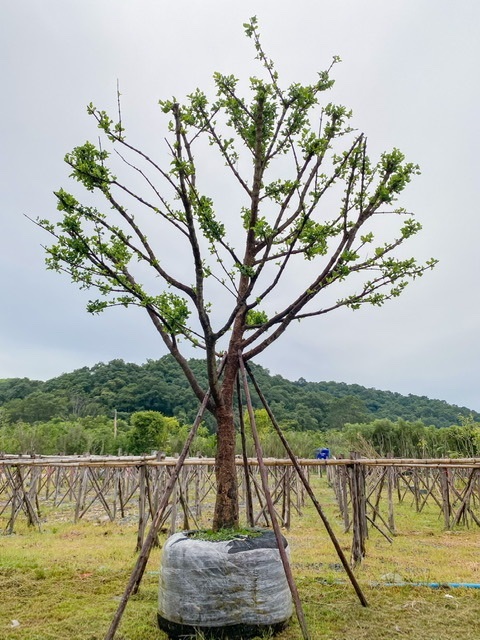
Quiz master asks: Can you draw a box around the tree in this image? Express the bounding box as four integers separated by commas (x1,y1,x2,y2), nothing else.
3,390,69,423
326,395,370,430
35,17,436,530
128,410,178,454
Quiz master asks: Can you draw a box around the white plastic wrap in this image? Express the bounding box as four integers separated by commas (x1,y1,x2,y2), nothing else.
158,530,293,628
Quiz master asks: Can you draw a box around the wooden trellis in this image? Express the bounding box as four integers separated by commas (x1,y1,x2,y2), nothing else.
0,455,308,538
2,455,478,542
3,450,479,638
326,457,480,566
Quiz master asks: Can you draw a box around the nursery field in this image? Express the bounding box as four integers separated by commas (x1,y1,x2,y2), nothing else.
0,475,479,640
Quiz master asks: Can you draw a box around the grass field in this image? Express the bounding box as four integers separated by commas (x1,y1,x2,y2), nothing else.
1,474,479,640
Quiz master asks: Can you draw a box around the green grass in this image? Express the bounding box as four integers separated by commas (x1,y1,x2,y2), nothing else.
189,527,263,541
0,475,479,640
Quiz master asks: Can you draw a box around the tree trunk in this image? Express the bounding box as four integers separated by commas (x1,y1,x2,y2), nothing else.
212,355,239,531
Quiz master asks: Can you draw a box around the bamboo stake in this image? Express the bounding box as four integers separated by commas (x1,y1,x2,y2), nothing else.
440,468,451,530
168,475,178,536
136,464,147,552
387,464,396,534
103,357,224,640
236,376,254,527
5,466,20,534
452,469,479,527
341,465,350,532
349,455,366,568
239,356,310,640
245,361,368,608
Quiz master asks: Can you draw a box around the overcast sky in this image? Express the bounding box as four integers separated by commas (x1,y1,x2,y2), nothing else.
1,1,479,412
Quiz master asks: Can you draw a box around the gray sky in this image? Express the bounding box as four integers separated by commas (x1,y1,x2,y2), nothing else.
1,1,479,412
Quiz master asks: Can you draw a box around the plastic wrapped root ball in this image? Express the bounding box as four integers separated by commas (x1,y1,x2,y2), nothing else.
158,529,293,639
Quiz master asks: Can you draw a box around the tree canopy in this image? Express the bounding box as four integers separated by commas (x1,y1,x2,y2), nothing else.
34,18,436,529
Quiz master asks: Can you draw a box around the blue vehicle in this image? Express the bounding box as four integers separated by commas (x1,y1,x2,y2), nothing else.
315,447,330,460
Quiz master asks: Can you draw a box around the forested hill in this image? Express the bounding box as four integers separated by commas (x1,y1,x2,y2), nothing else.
0,356,477,429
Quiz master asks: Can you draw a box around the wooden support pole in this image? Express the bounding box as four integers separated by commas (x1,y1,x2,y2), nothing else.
136,464,147,552
168,474,178,536
371,469,386,524
387,464,396,534
239,356,311,640
236,376,255,527
245,362,368,608
5,466,41,531
452,469,479,527
103,357,225,640
5,466,20,534
341,465,350,533
348,454,367,568
440,467,451,530
282,467,291,529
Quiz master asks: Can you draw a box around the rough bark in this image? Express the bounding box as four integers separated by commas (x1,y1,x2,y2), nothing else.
212,352,240,531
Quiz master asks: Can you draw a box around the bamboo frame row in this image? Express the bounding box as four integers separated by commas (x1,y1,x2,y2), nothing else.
2,454,479,467
327,460,480,566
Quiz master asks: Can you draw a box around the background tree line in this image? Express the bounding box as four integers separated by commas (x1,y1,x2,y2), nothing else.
0,356,478,458
1,409,479,460
1,356,476,428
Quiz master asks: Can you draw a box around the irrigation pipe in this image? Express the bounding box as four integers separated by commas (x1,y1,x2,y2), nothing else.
318,579,480,589
372,581,480,589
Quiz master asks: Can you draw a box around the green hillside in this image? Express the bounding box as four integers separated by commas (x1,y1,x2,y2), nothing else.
0,356,476,430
